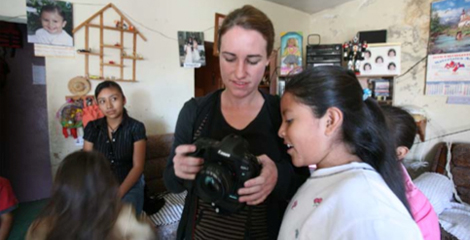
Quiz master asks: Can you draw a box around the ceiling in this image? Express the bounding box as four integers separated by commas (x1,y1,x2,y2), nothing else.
263,0,355,14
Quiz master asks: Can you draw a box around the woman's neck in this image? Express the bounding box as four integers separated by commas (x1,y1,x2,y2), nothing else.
106,116,123,129
221,89,262,108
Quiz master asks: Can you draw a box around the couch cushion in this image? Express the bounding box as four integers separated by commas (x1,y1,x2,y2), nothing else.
144,133,174,196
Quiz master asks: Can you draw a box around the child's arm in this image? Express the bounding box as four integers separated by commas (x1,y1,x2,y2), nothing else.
0,212,13,240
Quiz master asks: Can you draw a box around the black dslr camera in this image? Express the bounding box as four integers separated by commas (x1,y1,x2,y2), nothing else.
187,134,261,214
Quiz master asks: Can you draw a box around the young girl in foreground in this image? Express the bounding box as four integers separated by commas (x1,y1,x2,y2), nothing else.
26,151,154,240
277,66,423,240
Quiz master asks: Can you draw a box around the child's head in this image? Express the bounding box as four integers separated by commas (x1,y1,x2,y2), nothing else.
388,62,396,71
32,151,121,239
364,50,371,59
376,56,384,63
53,151,119,205
95,81,126,118
382,105,417,160
278,66,410,211
40,4,67,35
388,49,396,57
363,63,372,71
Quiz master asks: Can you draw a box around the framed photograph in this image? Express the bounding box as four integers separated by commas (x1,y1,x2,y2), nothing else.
213,13,226,56
358,43,401,77
26,0,74,47
177,31,206,68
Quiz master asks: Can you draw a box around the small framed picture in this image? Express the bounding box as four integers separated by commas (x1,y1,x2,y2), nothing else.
213,13,226,56
359,43,401,77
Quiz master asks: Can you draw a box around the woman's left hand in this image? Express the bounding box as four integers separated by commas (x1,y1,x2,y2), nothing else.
238,154,278,205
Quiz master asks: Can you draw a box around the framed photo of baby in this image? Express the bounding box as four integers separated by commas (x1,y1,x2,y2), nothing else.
359,43,401,77
280,32,303,76
178,31,206,68
26,0,74,47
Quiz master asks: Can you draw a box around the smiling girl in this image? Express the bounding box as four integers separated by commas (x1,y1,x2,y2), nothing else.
277,66,423,240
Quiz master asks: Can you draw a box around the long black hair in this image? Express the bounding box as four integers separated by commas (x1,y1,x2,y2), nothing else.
284,66,411,214
30,151,121,239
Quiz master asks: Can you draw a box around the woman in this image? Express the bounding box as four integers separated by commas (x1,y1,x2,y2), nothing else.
26,151,154,240
164,5,308,240
83,81,146,215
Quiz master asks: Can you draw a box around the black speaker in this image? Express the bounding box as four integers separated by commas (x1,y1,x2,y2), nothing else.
306,44,342,69
358,30,387,44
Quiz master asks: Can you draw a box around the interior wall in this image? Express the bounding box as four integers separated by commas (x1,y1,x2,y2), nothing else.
309,0,470,171
0,24,52,202
2,0,311,175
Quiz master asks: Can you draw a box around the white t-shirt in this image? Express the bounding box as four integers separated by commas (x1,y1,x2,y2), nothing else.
33,28,73,46
278,162,423,240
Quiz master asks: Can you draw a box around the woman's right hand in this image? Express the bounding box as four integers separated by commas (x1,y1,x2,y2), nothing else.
173,144,204,180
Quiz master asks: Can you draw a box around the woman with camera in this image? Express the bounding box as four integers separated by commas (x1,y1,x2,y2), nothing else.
164,5,308,240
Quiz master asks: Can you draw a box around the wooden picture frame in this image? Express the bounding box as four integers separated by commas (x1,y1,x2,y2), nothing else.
213,13,226,56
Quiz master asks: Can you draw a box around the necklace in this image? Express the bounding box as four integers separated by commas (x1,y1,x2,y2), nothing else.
108,125,119,133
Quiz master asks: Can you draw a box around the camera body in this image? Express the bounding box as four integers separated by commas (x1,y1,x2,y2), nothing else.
187,134,261,214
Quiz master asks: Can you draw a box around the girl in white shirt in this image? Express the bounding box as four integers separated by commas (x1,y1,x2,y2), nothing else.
277,66,423,240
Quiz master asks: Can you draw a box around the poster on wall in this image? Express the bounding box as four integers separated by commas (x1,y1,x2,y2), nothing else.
280,32,303,76
425,52,470,96
177,31,206,68
26,0,74,47
358,43,401,77
428,0,470,54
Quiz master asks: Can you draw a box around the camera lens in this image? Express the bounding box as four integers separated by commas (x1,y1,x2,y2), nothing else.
196,163,233,203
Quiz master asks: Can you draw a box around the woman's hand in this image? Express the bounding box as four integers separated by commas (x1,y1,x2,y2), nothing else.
173,144,204,180
238,154,278,205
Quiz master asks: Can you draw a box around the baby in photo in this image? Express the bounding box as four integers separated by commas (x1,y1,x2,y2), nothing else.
32,4,73,46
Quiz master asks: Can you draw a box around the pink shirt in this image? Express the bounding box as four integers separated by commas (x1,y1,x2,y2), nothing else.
402,164,440,240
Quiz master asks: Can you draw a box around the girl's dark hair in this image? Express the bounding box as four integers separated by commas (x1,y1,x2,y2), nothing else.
388,49,396,56
94,80,125,99
388,62,396,69
40,4,66,20
375,56,383,63
382,105,417,149
218,5,274,57
30,151,121,240
285,66,411,214
363,63,371,71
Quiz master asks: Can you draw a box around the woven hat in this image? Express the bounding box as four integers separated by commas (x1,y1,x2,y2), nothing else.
68,76,91,96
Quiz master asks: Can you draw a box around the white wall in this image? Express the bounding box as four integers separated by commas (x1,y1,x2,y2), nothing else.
1,0,311,174
309,0,470,170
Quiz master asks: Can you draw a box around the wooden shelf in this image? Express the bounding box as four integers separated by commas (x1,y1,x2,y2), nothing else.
101,63,124,67
101,44,123,49
87,77,136,82
72,4,147,82
87,23,137,33
123,56,143,60
77,51,102,56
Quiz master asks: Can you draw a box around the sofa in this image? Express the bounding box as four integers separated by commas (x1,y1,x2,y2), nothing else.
143,133,179,239
144,133,174,197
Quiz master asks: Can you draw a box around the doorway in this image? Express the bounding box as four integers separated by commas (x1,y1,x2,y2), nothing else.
194,41,222,97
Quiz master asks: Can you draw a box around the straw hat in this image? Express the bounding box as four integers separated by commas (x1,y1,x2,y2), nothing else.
68,76,91,96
